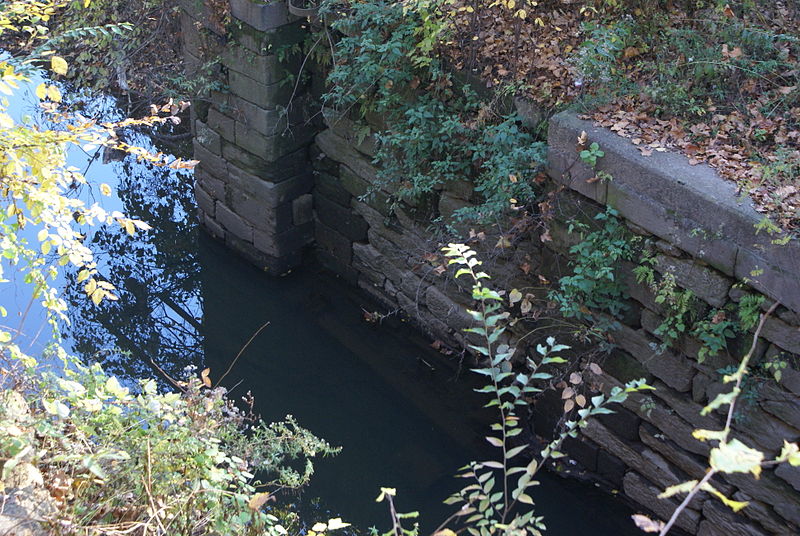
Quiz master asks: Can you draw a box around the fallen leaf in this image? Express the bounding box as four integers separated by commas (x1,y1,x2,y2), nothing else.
200,368,212,388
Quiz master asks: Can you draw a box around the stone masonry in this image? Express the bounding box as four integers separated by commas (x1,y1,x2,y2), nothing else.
185,0,316,274
181,3,800,534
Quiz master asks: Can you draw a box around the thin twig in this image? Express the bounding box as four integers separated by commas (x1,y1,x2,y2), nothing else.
215,321,270,387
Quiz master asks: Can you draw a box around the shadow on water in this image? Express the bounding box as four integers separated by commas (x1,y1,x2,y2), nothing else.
198,235,642,535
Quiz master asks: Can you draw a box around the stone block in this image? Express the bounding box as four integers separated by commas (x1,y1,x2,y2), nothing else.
622,471,701,534
602,349,652,384
315,195,368,241
700,500,767,536
316,129,379,183
321,107,378,157
424,285,474,332
195,119,221,155
231,19,307,54
229,185,293,233
640,423,734,496
438,192,473,223
215,201,253,243
194,182,215,217
227,165,312,208
228,70,298,109
201,212,225,240
654,254,733,308
761,315,800,355
234,121,316,163
722,470,800,526
222,141,304,178
315,220,353,265
514,96,546,130
193,140,228,179
596,407,641,443
314,171,351,207
226,94,310,137
293,193,313,226
775,464,800,493
732,491,799,535
229,0,300,32
583,420,684,490
207,108,236,143
195,168,225,201
610,323,695,392
222,45,302,87
253,222,313,258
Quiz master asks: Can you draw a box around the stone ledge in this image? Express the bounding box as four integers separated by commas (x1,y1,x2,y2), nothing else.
229,0,300,32
547,111,800,314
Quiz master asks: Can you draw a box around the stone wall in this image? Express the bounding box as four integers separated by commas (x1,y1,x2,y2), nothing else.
181,2,800,534
309,105,800,535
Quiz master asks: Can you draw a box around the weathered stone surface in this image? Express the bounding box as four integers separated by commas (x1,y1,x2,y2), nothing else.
640,423,734,496
293,193,313,226
654,254,733,308
232,19,307,53
722,470,800,526
734,406,800,458
194,182,215,217
699,500,768,536
207,108,236,143
201,211,226,240
424,285,474,332
438,192,472,222
315,195,368,241
583,420,685,490
223,142,308,180
215,201,253,243
0,487,57,536
514,96,546,130
315,220,352,264
314,171,351,207
316,249,359,285
228,70,297,108
322,107,378,157
221,45,301,87
228,190,293,233
611,323,695,392
316,129,379,183
732,492,799,535
195,119,222,155
226,94,309,137
623,471,701,533
761,316,800,355
228,166,313,208
193,140,228,179
597,407,641,443
234,121,315,163
775,464,800,493
252,222,312,259
759,384,800,432
563,436,599,472
229,0,300,32
602,349,652,384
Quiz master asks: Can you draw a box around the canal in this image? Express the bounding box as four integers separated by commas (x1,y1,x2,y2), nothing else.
3,79,642,535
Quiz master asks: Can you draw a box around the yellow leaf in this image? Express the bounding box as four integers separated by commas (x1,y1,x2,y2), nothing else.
35,83,47,100
47,85,62,103
248,492,271,510
51,56,68,76
99,183,112,196
0,113,13,128
123,220,135,236
91,289,103,306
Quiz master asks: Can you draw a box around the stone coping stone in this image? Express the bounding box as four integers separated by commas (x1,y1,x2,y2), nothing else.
547,111,800,314
230,0,301,32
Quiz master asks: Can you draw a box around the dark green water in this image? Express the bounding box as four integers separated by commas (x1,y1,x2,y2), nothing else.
2,80,642,535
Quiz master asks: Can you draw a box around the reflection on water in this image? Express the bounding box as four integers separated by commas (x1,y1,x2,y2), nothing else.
63,150,202,381
0,84,644,535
